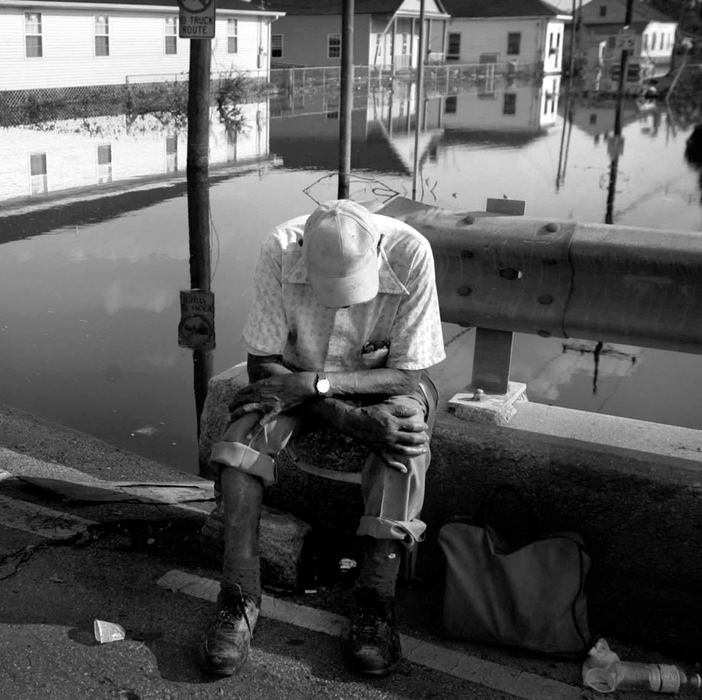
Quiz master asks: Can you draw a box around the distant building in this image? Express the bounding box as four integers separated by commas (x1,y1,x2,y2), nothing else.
264,0,450,72
0,0,284,92
573,0,677,90
440,0,571,75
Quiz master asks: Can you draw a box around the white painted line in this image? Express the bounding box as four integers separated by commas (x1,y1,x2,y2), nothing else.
157,569,583,699
0,495,95,539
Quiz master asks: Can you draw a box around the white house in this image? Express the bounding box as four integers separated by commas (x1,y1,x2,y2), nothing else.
0,0,284,92
440,0,571,74
265,0,450,71
574,0,677,89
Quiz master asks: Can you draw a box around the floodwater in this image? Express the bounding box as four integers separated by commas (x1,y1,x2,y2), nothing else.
1,76,701,474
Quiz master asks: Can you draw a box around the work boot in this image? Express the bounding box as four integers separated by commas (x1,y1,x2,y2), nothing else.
348,587,401,677
198,586,260,676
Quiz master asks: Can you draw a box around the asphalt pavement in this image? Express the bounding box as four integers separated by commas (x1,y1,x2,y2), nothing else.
0,402,682,699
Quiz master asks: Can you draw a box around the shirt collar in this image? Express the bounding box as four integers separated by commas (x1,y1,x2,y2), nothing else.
284,245,409,296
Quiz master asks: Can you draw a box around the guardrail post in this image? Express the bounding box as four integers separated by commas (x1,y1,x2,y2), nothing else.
449,197,528,423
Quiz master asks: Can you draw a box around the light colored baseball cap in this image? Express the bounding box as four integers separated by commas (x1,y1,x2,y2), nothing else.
303,199,380,308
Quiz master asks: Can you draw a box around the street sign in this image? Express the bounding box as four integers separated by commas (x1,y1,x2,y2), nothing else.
178,289,215,350
616,28,636,52
178,0,216,40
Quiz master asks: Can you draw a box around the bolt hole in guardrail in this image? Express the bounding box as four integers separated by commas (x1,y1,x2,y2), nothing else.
499,268,523,280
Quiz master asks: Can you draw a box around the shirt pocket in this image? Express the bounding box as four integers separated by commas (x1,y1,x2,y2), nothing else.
360,340,390,368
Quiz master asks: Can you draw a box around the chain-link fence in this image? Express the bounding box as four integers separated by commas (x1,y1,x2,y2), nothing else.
0,61,539,127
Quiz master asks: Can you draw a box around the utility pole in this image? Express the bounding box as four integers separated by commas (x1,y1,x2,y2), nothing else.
605,0,634,224
411,0,427,201
338,0,353,199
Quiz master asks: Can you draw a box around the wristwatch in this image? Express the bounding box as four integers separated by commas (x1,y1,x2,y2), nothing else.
314,373,331,396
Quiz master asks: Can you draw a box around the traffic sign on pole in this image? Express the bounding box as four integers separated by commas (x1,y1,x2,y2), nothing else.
178,0,216,39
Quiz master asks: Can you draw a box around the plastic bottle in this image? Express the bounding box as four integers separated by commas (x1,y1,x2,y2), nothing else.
609,661,702,694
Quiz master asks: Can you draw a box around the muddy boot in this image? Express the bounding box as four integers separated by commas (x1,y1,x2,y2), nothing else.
198,585,260,676
348,587,401,676
348,538,404,676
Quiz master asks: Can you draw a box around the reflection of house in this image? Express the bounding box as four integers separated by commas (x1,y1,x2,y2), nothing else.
565,97,663,142
573,0,676,90
269,85,443,173
441,0,570,74
440,76,562,133
0,0,283,92
264,0,449,71
0,102,272,204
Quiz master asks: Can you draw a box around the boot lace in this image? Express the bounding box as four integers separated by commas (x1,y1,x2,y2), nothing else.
217,584,254,636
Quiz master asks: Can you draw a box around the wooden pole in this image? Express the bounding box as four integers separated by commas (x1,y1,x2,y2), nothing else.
605,0,634,224
411,0,426,201
338,0,354,199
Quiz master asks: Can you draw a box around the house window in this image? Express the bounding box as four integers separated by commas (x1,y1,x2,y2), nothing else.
447,32,460,60
29,152,47,195
228,19,238,54
651,33,657,51
271,34,283,58
95,16,109,56
328,33,341,59
507,32,521,55
401,33,410,55
503,93,517,115
445,96,457,114
165,17,177,55
25,12,42,58
166,135,178,172
589,113,597,125
643,34,648,51
599,5,607,17
97,144,112,184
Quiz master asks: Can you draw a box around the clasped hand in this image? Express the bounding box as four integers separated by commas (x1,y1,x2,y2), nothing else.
345,403,429,474
229,373,312,425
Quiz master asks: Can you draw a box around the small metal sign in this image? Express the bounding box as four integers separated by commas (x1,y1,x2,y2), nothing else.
178,289,215,350
616,28,636,52
178,0,216,40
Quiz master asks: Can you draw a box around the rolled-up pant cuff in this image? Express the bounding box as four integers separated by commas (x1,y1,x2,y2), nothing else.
356,515,426,547
210,440,277,486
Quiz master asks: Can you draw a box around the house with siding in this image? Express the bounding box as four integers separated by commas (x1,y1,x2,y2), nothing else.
440,0,571,75
0,0,284,92
264,0,450,72
574,0,676,90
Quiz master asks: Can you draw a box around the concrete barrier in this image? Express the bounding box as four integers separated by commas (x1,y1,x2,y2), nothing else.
200,364,702,657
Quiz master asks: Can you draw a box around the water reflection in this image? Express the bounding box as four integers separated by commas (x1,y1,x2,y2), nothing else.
0,101,274,207
0,75,701,473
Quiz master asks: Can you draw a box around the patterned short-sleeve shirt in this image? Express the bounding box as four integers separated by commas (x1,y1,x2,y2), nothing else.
242,212,445,372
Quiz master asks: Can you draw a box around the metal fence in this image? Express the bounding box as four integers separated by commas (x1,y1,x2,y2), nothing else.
0,61,540,126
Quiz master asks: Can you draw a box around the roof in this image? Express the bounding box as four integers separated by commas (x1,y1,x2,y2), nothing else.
262,0,447,16
441,0,564,18
18,0,278,13
580,0,675,23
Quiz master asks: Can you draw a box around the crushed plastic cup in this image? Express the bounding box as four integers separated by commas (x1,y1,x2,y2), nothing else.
93,618,126,644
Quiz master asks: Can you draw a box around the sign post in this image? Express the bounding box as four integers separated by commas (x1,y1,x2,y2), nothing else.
178,0,216,40
177,0,216,465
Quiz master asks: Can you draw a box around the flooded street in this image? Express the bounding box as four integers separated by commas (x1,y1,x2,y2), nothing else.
1,77,701,473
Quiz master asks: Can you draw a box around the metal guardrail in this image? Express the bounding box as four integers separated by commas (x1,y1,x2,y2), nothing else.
381,197,702,393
